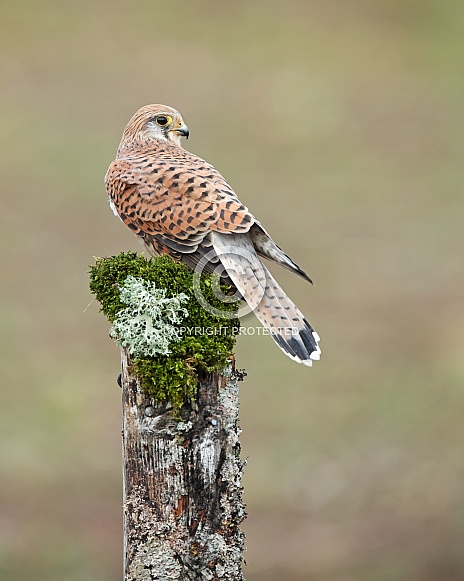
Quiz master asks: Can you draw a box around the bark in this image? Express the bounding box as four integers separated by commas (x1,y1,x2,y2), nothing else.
121,350,246,581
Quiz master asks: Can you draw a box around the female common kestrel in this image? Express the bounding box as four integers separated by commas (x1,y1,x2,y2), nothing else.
105,104,321,366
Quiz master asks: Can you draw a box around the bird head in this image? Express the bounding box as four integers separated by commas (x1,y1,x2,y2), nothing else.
121,104,189,147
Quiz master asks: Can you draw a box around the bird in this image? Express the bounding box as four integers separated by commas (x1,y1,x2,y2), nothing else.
105,104,321,366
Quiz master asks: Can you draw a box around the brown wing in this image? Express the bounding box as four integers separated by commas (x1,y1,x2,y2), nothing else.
105,143,255,276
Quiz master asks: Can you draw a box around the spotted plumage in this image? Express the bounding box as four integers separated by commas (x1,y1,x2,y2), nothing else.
106,104,321,365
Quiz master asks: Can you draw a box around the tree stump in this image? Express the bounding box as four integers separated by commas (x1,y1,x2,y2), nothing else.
121,349,246,580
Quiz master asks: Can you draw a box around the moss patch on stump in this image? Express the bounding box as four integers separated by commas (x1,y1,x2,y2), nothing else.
89,252,239,413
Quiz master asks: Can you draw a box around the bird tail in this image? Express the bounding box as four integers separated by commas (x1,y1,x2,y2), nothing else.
254,267,321,366
212,233,321,365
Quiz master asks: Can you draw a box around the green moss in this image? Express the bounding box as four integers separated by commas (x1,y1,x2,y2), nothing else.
89,252,239,413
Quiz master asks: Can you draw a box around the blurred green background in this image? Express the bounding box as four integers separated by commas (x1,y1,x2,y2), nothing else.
1,1,463,579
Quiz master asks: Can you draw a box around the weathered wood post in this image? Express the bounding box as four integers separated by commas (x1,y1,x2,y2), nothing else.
89,252,246,580
121,351,245,580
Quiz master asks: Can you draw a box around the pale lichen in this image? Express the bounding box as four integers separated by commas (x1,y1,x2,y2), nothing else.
110,275,189,358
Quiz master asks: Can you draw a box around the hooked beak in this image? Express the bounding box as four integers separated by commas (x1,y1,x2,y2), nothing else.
171,123,189,139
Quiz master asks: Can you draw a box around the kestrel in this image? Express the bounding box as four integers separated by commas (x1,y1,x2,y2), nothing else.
105,105,321,366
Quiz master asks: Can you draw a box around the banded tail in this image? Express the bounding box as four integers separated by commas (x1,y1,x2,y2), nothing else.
213,232,321,366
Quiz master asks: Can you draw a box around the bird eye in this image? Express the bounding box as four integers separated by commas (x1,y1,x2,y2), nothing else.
155,115,172,127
